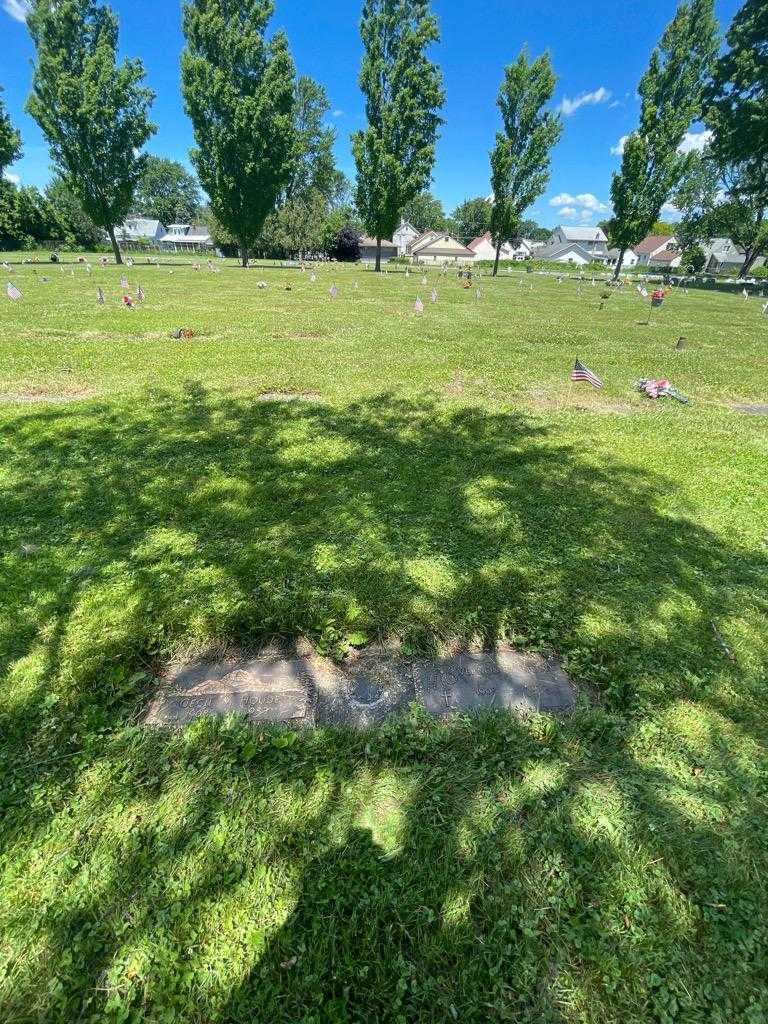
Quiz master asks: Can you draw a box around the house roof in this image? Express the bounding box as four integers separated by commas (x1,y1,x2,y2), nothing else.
635,234,675,255
358,235,396,248
411,233,475,257
648,249,681,263
408,230,442,252
704,237,745,260
395,219,419,235
118,217,164,237
556,225,608,243
467,232,492,250
467,233,532,253
536,241,594,261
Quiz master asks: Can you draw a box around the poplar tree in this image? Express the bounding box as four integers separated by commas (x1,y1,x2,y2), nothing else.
181,0,296,267
607,0,718,279
0,86,22,177
706,0,767,174
26,0,156,265
352,0,444,271
488,50,561,277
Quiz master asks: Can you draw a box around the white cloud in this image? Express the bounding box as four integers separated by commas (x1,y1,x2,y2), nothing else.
550,192,609,213
2,0,30,22
610,134,628,156
677,129,712,154
550,191,610,225
3,172,20,185
660,201,680,218
332,109,344,118
557,86,611,116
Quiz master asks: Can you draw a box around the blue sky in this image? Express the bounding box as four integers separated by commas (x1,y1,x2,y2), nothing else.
1,0,741,227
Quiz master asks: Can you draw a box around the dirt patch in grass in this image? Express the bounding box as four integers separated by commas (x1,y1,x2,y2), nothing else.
257,389,322,402
731,402,768,415
0,383,94,403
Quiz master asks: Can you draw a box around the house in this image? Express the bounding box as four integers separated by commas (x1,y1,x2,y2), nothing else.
534,240,595,265
358,235,398,262
648,248,682,269
408,230,476,264
159,223,214,252
466,232,532,261
634,234,681,267
548,225,608,257
702,237,765,275
392,219,420,256
605,247,639,269
116,217,166,245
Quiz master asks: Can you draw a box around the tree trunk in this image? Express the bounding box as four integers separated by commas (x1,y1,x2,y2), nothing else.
375,237,381,273
611,247,626,281
240,240,249,268
107,225,123,265
492,239,502,277
738,248,760,279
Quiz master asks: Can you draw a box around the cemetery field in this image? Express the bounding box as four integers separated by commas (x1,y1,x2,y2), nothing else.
1,259,767,1022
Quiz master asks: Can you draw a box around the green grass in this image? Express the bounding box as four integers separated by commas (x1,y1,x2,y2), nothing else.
1,259,767,1023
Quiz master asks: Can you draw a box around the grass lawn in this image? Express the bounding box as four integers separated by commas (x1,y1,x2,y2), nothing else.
1,257,767,1023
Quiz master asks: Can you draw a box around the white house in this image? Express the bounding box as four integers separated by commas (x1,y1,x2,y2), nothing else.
408,230,475,264
534,240,595,265
358,235,398,262
634,234,681,267
116,217,166,245
548,225,608,257
605,247,639,269
466,232,532,261
159,223,214,252
393,219,420,256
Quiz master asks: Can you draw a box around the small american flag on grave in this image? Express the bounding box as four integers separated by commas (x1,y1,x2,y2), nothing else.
570,359,603,389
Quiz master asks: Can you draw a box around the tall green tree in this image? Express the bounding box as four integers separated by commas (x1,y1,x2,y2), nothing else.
287,77,344,205
399,190,446,233
607,0,718,278
132,156,201,226
352,0,444,271
0,85,22,177
675,151,768,277
181,0,296,267
449,196,492,242
705,0,767,175
26,0,156,265
488,50,562,277
45,176,104,248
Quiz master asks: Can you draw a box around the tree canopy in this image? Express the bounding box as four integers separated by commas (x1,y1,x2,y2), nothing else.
26,0,156,264
287,77,345,205
352,0,444,269
399,191,447,233
0,86,22,177
181,0,296,265
132,156,201,226
488,49,562,276
705,0,767,175
607,0,718,277
450,197,492,242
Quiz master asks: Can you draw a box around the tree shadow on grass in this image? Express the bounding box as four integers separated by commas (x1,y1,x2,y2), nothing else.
0,385,766,1022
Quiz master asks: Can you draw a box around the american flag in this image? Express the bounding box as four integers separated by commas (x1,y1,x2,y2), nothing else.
97,287,105,304
137,285,145,301
6,281,21,300
571,359,603,389
329,283,338,298
414,295,424,313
